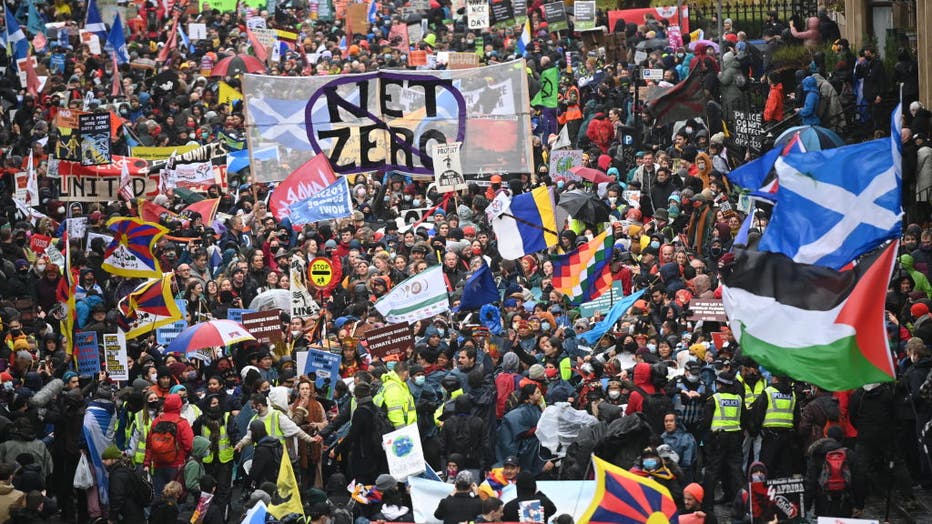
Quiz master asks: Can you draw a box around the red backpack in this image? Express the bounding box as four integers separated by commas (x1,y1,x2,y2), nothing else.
818,448,852,494
149,420,180,464
494,373,521,418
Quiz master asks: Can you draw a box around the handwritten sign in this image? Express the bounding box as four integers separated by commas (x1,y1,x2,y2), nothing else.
466,0,489,30
75,331,101,376
733,110,765,151
102,332,129,381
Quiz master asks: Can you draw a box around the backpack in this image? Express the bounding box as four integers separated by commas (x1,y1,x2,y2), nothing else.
368,403,395,437
632,385,675,435
818,448,852,494
329,500,355,524
149,420,181,464
495,373,522,418
133,469,155,506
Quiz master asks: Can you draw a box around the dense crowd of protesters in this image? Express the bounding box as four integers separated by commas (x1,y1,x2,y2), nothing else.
0,0,930,523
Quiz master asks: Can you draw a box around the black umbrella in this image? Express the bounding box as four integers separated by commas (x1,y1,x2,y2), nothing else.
557,189,612,224
635,38,669,50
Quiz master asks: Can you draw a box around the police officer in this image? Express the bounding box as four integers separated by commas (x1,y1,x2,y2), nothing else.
376,360,417,429
738,358,766,469
192,393,239,512
701,370,748,510
233,394,318,452
752,374,800,478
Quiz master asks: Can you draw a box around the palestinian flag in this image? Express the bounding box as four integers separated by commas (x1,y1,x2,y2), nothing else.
645,65,709,126
721,242,897,391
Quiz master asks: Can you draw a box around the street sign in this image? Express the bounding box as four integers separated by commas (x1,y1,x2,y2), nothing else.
309,256,338,290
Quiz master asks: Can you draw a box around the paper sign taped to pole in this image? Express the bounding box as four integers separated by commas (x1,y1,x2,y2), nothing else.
432,142,466,193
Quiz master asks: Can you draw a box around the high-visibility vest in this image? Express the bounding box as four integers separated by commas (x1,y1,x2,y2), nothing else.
710,392,742,432
202,413,234,464
251,410,283,443
739,375,765,408
132,410,152,464
762,386,796,429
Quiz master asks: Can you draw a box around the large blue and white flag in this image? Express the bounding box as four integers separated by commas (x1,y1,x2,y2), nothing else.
27,0,45,35
579,289,646,345
367,0,378,24
517,19,532,56
106,13,129,64
287,176,353,224
4,8,29,62
758,105,903,269
84,0,107,40
248,98,316,151
83,400,116,505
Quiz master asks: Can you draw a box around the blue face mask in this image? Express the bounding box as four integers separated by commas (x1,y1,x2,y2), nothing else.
642,458,660,470
414,375,425,386
650,241,661,249
387,361,397,371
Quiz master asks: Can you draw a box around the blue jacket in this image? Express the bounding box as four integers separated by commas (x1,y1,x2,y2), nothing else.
799,76,821,126
662,423,698,468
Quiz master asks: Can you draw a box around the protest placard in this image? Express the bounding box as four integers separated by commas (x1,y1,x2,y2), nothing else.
75,331,101,376
227,308,256,324
102,332,129,381
78,113,112,166
574,1,596,31
383,424,426,479
466,0,489,30
296,349,342,399
432,142,466,193
242,309,284,344
365,322,412,360
542,2,568,32
687,299,728,323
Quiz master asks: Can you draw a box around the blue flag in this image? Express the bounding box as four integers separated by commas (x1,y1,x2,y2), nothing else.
107,13,129,64
758,105,903,269
84,0,107,40
727,145,781,192
455,262,500,311
288,177,353,225
580,289,646,345
27,0,44,35
4,8,29,62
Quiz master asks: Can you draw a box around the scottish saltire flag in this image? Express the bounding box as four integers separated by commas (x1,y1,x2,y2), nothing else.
178,24,195,54
551,230,615,305
102,217,169,277
579,455,679,523
4,8,29,62
758,105,903,269
107,13,129,64
517,19,531,56
84,0,107,40
83,400,116,505
227,146,278,173
728,129,807,196
27,0,44,35
491,186,564,260
248,98,316,151
579,289,646,345
368,0,378,23
455,262,500,311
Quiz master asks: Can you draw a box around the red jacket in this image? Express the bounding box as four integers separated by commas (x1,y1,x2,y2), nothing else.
144,394,194,468
625,363,657,416
586,116,615,153
763,82,784,122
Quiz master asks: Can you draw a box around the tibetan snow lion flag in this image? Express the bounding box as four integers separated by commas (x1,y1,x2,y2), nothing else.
102,218,168,277
579,455,679,523
722,241,898,391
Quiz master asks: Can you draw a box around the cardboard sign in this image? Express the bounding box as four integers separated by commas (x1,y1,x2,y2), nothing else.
383,423,426,479
78,113,112,166
542,2,568,32
102,332,129,381
765,477,805,522
241,309,284,344
346,3,370,34
75,331,101,376
408,50,428,66
687,299,728,323
549,150,584,182
188,23,207,40
466,0,489,30
733,110,766,151
447,51,479,69
432,142,466,193
574,1,597,31
85,232,114,253
365,321,412,360
290,254,322,318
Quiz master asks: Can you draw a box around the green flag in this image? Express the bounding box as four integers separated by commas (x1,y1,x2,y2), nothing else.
531,67,559,109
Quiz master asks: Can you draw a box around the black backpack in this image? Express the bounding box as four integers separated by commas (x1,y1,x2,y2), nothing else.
632,385,675,435
132,468,155,506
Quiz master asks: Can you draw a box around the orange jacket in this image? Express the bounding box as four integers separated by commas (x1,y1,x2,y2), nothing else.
763,83,784,122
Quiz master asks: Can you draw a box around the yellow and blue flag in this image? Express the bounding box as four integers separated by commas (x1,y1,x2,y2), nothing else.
491,185,563,260
579,455,679,524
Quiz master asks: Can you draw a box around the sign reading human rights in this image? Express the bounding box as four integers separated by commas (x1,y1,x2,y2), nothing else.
243,60,534,183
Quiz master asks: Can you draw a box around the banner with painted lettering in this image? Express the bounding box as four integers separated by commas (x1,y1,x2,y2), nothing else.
102,332,129,381
432,142,466,193
75,331,101,376
150,143,230,192
130,144,200,160
57,156,159,201
295,349,341,399
242,60,534,183
288,177,353,225
608,6,689,34
79,113,113,166
241,309,284,344
383,424,425,479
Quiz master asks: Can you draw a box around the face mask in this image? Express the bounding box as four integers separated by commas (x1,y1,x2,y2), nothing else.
541,322,551,332
623,341,638,353
15,238,25,247
437,328,446,338
608,390,621,399
387,361,397,371
751,473,766,483
650,241,660,249
36,264,46,273
10,329,22,337
148,401,160,410
412,199,422,207
403,194,412,202
414,376,425,386
710,247,723,257
646,343,656,352
225,380,237,388
642,458,660,470
676,53,685,58
686,373,700,383
148,372,158,383
608,196,617,205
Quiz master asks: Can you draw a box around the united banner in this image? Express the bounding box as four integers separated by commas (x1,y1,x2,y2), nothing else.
243,60,534,183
